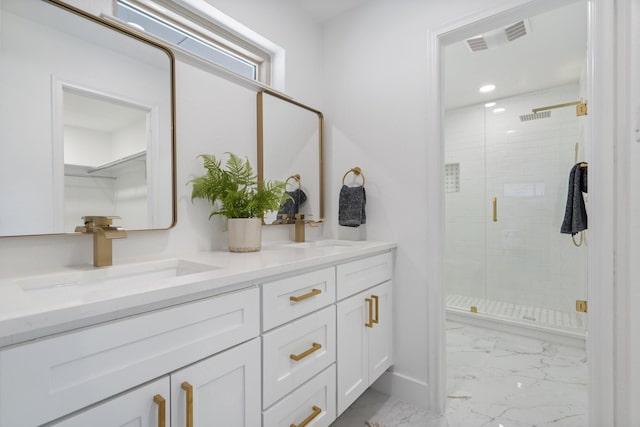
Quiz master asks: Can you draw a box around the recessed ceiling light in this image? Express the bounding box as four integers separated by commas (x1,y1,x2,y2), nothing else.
484,102,496,108
506,130,516,134
493,107,505,113
479,84,496,93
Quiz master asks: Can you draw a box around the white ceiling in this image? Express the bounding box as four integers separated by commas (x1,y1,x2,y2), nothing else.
295,0,371,23
444,1,587,110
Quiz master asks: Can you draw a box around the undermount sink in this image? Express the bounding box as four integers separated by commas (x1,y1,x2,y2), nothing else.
282,240,362,249
17,259,219,292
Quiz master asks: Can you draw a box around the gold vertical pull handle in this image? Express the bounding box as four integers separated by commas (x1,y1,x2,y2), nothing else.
365,297,373,328
181,382,193,427
372,295,379,324
290,406,322,427
153,395,166,427
290,342,322,361
290,288,322,302
492,196,497,222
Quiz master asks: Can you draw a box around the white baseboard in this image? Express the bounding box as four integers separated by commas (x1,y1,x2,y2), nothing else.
370,370,429,411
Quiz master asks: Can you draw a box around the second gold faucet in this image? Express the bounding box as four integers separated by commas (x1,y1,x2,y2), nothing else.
75,216,127,267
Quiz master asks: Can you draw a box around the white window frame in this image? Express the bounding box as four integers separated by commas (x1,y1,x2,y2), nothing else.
113,0,284,90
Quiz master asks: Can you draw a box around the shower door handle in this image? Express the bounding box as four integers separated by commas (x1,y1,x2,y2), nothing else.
492,197,497,222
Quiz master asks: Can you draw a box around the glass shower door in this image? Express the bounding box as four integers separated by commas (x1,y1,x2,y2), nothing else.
444,104,488,312
483,88,588,331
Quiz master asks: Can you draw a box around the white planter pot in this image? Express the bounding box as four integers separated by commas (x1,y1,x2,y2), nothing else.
227,217,262,252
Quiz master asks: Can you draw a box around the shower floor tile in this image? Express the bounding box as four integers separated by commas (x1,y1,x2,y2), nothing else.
446,293,587,332
331,320,587,427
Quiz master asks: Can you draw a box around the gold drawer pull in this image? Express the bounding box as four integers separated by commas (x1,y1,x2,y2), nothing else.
153,394,166,427
181,382,193,427
290,342,322,361
372,294,379,324
365,297,373,328
290,405,322,427
290,288,322,302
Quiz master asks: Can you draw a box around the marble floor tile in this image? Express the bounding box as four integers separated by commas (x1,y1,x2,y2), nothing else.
331,320,587,427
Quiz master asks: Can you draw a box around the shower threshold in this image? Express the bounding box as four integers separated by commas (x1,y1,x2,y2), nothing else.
446,294,587,346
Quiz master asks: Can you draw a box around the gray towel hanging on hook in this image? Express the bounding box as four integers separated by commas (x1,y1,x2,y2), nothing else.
278,188,307,219
560,162,588,235
339,185,366,227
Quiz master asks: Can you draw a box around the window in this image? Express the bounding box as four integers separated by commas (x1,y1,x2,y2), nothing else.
115,0,272,84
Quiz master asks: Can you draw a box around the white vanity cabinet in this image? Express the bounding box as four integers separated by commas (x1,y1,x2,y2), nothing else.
50,377,171,427
170,337,261,427
260,267,337,426
0,242,396,427
335,253,394,415
260,250,395,424
0,287,260,427
52,338,260,427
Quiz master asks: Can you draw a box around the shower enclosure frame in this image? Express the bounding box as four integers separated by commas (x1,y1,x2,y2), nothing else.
444,85,588,337
424,0,617,424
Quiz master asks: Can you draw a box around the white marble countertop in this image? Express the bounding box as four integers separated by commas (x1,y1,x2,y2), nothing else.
0,240,395,348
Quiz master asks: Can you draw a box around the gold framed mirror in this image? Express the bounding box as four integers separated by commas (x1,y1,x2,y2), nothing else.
257,90,324,225
0,0,176,237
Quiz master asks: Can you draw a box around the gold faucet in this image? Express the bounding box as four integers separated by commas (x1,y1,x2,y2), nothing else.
294,214,321,242
75,216,127,267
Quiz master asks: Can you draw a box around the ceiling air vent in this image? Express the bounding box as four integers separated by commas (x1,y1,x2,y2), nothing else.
466,36,488,52
504,20,528,42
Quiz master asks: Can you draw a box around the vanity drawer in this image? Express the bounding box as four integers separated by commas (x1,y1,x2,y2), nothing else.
336,251,393,300
262,364,336,427
0,286,259,427
262,305,336,408
261,267,335,331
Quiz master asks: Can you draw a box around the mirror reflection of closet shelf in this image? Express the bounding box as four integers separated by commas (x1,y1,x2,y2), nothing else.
64,151,146,179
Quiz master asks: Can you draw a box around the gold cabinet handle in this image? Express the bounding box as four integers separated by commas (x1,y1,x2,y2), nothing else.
492,196,497,222
153,394,166,427
290,288,322,302
290,406,322,427
181,382,193,427
290,342,322,361
372,294,379,324
365,297,373,328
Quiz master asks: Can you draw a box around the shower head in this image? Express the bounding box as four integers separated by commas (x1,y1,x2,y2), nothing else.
519,111,551,121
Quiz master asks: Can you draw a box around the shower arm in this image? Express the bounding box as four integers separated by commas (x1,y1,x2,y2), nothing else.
532,100,588,116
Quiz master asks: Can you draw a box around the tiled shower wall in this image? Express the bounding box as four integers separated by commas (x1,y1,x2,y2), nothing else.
444,83,588,313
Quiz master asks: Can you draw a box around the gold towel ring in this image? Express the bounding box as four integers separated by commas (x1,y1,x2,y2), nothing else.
285,174,302,190
342,167,365,187
572,231,585,247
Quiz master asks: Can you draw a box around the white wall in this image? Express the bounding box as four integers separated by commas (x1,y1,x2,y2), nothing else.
321,0,536,407
445,84,588,314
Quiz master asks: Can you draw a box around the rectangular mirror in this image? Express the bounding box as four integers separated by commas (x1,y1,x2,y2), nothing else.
0,0,176,237
257,90,324,225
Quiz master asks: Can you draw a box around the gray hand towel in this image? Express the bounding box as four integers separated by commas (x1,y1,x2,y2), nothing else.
339,185,366,227
278,188,307,219
560,162,588,235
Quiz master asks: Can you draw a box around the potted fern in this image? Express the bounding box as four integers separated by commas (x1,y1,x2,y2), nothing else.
190,152,289,252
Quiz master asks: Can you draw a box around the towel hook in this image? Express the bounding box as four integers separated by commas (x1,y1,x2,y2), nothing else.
285,174,302,190
342,167,366,187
